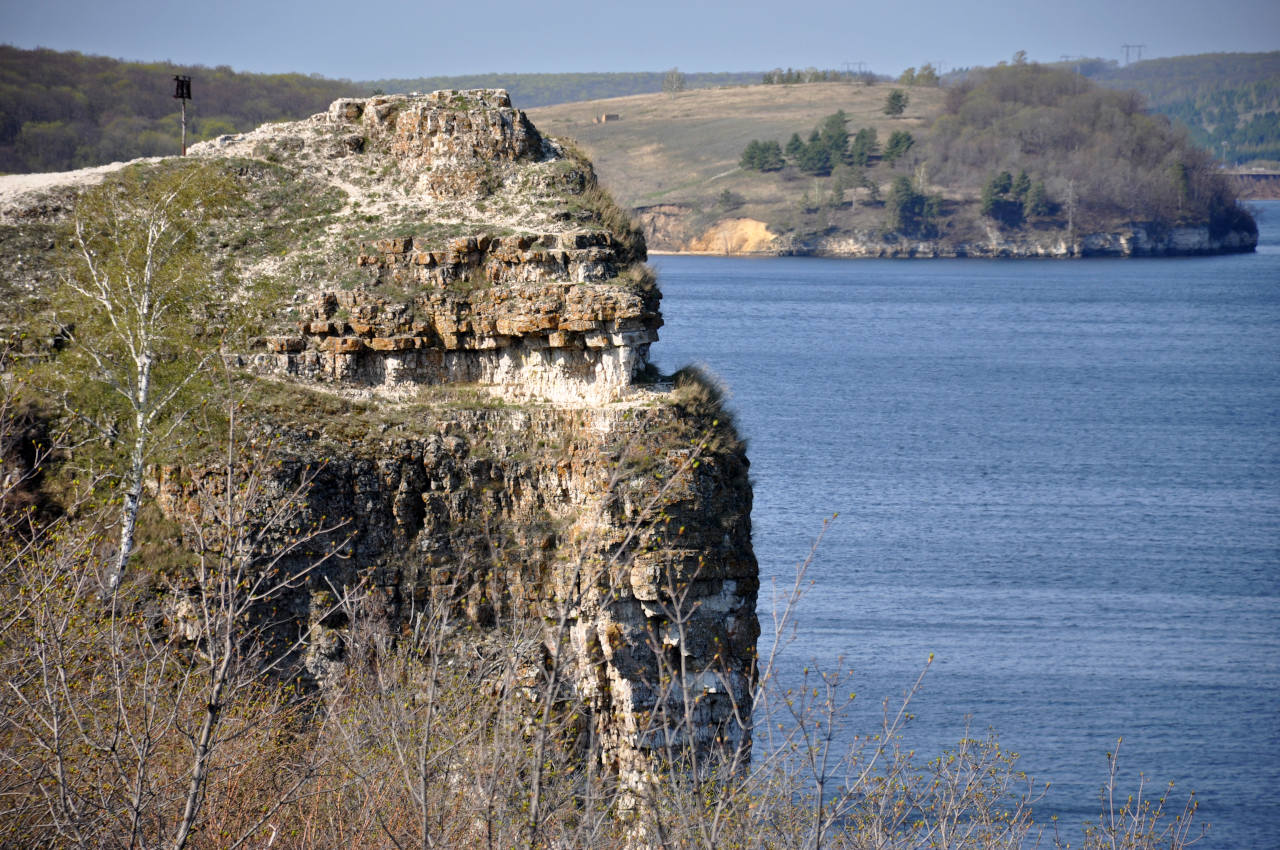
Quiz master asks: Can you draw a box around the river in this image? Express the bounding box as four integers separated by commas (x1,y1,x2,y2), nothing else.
648,202,1280,848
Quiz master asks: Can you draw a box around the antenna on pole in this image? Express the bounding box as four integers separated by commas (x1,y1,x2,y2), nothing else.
173,75,192,156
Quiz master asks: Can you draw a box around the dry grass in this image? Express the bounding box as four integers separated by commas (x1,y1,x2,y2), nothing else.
528,82,945,211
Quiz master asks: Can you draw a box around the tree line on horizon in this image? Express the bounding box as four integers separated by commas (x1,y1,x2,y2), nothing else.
1080,51,1280,164
1,45,1276,176
0,46,762,174
365,69,761,107
0,46,363,173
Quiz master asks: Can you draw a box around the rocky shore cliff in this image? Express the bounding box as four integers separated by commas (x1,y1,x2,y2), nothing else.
0,90,759,795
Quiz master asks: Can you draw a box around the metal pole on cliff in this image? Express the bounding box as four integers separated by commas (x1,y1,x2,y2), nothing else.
174,75,192,155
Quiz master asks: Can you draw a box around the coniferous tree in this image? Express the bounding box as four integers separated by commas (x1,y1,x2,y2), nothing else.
885,175,941,235
882,130,916,166
740,139,783,171
847,128,879,166
884,88,909,116
797,138,832,175
1012,170,1032,202
1025,181,1051,217
759,140,784,170
980,171,1023,226
818,111,849,158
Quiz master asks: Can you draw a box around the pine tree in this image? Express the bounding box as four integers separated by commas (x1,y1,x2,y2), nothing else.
885,176,943,235
759,140,784,171
1025,181,1051,217
884,88,909,117
797,139,832,175
847,128,879,167
882,130,915,166
818,111,849,159
1012,170,1032,202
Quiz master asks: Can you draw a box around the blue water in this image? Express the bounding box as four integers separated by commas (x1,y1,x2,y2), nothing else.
648,203,1280,848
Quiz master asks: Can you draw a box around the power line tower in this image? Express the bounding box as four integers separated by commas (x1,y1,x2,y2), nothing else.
1121,44,1147,65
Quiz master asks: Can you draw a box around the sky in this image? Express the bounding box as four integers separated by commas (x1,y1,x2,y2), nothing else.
1,0,1277,80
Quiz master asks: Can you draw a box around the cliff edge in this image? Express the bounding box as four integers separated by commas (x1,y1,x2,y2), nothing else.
0,91,759,795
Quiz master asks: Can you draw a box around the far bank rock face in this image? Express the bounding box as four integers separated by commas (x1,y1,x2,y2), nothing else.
636,210,1258,258
792,221,1259,258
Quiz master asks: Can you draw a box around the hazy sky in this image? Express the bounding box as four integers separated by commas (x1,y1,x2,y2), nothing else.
2,0,1277,80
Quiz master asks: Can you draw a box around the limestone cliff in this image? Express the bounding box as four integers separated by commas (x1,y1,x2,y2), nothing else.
0,91,758,791
780,221,1260,258
641,213,1259,257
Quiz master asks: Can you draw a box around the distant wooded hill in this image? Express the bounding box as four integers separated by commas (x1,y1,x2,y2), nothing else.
0,47,761,174
529,61,1253,250
1082,52,1280,164
0,46,366,173
2,44,1276,176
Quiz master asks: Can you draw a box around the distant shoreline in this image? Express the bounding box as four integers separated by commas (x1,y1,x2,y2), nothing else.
644,221,1258,259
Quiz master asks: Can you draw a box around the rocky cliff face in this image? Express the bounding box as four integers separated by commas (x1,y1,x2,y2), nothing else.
0,91,758,792
216,91,756,787
155,398,757,792
256,235,660,405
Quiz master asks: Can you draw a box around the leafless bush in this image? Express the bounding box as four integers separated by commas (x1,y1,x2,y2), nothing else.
0,392,352,849
0,370,1208,849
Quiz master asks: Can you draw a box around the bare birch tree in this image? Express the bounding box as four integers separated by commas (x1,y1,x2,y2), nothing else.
56,160,239,595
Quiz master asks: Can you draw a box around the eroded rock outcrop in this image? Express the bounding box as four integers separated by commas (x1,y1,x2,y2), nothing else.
203,92,757,791
256,231,659,404
0,90,759,798
793,221,1259,257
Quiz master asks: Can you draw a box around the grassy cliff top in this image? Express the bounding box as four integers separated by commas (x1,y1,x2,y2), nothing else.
528,82,944,208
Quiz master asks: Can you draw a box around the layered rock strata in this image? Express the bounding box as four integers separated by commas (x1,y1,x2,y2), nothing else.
256,230,659,404
791,222,1259,258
